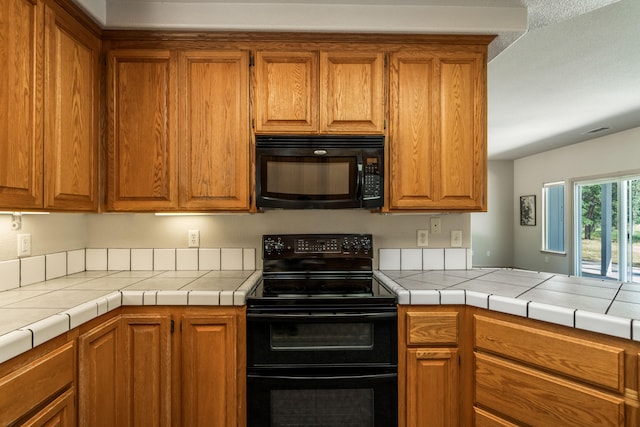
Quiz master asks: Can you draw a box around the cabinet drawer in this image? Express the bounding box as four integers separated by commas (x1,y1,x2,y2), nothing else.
0,341,75,426
474,407,518,427
407,311,458,345
475,352,624,427
474,315,624,392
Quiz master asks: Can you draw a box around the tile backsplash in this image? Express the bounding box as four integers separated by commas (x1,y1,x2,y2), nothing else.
379,248,472,270
0,247,256,290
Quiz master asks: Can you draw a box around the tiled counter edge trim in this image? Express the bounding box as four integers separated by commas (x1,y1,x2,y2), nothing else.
374,270,638,342
0,271,261,364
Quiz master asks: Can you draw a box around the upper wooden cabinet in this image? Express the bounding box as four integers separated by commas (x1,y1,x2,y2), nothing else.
178,50,250,211
388,48,487,211
0,0,99,212
254,50,384,134
106,48,250,212
0,0,44,209
44,3,100,211
107,49,179,211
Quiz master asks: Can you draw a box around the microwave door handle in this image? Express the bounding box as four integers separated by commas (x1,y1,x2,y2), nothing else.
356,162,364,200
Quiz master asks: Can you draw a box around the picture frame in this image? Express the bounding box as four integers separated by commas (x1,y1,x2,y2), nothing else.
520,195,536,226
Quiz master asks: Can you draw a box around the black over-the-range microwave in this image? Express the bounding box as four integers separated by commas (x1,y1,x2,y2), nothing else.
255,135,384,209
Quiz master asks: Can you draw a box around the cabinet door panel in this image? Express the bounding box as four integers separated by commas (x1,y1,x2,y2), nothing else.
181,314,237,427
406,348,458,427
437,54,485,209
21,388,75,427
321,52,384,133
254,51,318,133
389,53,436,209
179,50,250,210
0,0,43,209
78,316,122,427
44,5,99,210
107,50,178,210
121,314,172,427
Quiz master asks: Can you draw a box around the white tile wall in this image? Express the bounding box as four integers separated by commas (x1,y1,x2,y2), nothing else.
176,249,198,270
243,248,256,270
400,249,422,270
199,248,221,270
21,256,46,286
154,249,176,270
108,249,131,270
221,248,243,270
67,249,85,274
86,249,108,270
423,249,445,270
0,259,20,291
444,248,467,270
131,249,153,270
46,252,67,280
378,249,401,270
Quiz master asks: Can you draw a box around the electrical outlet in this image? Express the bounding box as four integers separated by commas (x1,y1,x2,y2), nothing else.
451,230,462,248
417,229,429,247
430,217,441,234
188,229,200,248
17,234,31,257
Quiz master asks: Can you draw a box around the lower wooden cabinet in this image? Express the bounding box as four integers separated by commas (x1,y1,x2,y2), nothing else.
77,306,245,427
21,388,76,427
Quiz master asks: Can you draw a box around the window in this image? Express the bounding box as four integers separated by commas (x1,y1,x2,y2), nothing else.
542,182,565,253
574,175,640,283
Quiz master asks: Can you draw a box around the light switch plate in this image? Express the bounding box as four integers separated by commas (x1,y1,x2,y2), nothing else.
417,230,429,247
430,217,441,234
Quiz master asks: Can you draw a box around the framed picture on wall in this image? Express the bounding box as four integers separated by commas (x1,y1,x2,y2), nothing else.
520,195,536,226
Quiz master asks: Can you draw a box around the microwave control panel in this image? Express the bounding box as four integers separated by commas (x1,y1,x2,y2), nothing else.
363,157,382,200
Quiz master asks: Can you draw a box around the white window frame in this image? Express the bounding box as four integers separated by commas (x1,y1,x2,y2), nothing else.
542,181,566,254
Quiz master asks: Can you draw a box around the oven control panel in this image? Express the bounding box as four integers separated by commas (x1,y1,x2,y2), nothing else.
263,234,373,258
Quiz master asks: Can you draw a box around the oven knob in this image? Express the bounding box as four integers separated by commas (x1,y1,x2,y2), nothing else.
264,240,275,254
274,241,285,254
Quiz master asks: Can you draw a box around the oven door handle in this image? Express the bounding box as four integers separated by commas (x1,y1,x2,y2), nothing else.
247,372,397,381
247,312,397,320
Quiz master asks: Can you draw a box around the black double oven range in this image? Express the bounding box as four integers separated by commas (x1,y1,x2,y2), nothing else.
246,234,398,427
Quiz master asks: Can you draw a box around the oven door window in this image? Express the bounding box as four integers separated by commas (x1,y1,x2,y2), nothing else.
271,322,373,350
262,156,357,201
247,371,397,427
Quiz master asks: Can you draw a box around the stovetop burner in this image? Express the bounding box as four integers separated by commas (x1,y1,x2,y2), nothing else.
247,234,397,308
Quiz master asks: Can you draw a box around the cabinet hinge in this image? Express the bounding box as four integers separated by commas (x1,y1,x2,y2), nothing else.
459,355,461,366
170,319,174,334
249,54,255,67
252,118,255,129
384,119,387,130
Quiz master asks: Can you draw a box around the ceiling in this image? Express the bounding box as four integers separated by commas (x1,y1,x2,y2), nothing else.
75,0,640,160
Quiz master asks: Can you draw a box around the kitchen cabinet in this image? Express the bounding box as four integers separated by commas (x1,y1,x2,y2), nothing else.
178,50,250,211
43,2,100,211
253,50,384,134
399,307,461,427
474,313,627,426
0,0,100,212
0,340,75,426
107,49,179,211
77,307,245,426
388,47,487,211
107,48,250,211
0,0,44,209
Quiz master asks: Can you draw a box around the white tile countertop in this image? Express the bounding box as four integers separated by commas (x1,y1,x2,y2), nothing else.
0,269,260,364
375,268,640,341
3,267,640,364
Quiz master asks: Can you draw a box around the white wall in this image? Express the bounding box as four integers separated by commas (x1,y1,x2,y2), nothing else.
472,160,514,267
0,210,471,268
513,126,640,274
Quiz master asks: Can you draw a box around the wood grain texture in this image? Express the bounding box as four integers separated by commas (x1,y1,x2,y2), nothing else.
107,49,178,210
475,352,625,426
407,311,459,346
21,388,76,427
0,0,44,209
473,407,518,427
475,314,624,392
0,341,74,426
178,50,250,210
44,4,100,210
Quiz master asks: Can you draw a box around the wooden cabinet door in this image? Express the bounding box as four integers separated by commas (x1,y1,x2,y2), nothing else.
21,388,75,427
406,348,459,427
181,313,238,427
254,51,319,133
107,49,178,211
179,50,250,210
43,5,99,211
0,0,44,209
320,52,384,134
389,49,487,211
78,316,123,427
121,314,173,427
